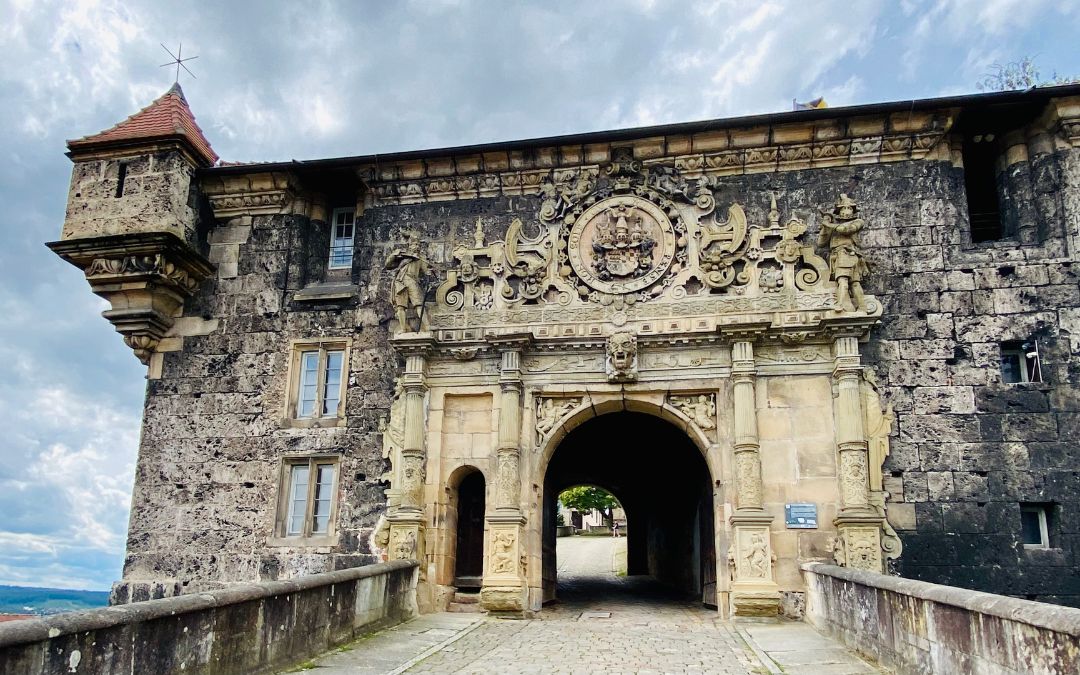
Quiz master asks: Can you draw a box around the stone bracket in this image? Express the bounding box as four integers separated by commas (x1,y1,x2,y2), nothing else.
48,232,214,364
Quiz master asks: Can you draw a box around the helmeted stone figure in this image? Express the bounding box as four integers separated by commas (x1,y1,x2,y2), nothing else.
385,232,431,332
818,194,868,312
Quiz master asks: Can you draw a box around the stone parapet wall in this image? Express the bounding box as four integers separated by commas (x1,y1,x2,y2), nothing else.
802,562,1080,674
0,560,418,675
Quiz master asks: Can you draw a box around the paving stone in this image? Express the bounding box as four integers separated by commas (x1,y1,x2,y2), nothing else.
293,538,886,674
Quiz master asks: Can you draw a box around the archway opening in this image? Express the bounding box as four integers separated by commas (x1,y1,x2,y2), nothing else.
542,411,716,607
452,470,485,590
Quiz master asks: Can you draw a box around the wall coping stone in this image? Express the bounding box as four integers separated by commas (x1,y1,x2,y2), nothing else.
0,560,418,649
802,562,1080,636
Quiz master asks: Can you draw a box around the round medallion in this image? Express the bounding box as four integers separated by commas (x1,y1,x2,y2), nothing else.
567,196,677,295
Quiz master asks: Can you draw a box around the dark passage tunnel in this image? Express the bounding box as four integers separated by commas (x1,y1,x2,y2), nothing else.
542,412,716,606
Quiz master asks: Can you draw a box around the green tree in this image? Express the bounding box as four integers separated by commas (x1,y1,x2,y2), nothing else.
978,56,1080,91
559,486,619,525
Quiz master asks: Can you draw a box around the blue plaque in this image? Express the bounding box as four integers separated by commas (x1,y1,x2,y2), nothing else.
785,503,818,529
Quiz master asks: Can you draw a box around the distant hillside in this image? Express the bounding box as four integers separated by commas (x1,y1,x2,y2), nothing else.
0,585,109,615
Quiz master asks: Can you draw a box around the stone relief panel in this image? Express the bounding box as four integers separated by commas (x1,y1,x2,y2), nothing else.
489,530,518,576
668,394,717,435
834,527,884,573
534,397,582,445
731,526,775,581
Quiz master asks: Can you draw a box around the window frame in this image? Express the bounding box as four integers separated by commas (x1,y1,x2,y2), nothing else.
1019,505,1050,550
283,338,351,428
999,340,1042,384
327,207,356,270
271,455,341,546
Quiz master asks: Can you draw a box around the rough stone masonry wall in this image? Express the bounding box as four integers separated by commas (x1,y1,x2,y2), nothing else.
118,191,530,600
859,146,1080,608
0,561,418,675
802,562,1080,674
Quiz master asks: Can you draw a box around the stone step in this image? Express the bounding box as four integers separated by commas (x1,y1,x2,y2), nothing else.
448,601,484,613
452,592,480,604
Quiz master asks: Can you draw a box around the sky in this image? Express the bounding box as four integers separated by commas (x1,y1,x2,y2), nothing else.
1,0,1078,592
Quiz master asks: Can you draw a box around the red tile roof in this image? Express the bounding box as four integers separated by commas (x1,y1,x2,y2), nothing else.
68,83,218,166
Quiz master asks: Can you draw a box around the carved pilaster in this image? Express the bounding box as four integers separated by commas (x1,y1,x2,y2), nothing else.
731,341,764,512
494,342,525,513
831,336,886,573
728,340,779,616
479,514,529,616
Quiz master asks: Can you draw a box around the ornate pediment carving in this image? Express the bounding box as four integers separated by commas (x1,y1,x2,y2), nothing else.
416,158,882,346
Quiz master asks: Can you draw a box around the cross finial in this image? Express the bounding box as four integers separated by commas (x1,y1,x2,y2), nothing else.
159,42,198,84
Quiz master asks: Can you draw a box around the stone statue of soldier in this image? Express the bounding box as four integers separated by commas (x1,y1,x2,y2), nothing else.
385,232,431,332
818,194,869,312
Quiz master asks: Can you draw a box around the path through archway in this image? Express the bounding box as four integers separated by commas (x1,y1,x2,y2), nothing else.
542,412,716,607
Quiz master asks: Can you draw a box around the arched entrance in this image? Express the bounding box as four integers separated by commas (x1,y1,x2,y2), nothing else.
542,412,716,606
450,469,485,590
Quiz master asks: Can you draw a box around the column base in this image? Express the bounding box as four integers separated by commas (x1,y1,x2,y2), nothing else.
833,512,885,573
481,513,528,616
730,588,781,617
728,510,780,617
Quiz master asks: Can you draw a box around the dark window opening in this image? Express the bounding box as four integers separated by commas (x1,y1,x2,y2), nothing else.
962,134,1002,242
1020,503,1055,548
999,340,1042,384
115,163,128,198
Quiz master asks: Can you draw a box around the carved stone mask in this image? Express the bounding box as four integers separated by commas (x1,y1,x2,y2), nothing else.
606,332,638,381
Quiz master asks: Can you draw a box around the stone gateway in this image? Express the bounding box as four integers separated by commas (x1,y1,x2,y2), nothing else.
50,83,1080,615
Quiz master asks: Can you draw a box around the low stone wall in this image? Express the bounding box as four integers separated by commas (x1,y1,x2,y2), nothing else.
0,560,418,675
802,562,1080,674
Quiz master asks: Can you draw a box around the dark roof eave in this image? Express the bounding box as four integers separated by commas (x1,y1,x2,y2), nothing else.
201,84,1080,177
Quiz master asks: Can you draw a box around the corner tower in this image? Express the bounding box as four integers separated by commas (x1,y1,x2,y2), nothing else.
48,84,216,365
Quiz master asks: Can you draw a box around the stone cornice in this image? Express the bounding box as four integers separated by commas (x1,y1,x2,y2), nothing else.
202,171,327,220
358,110,954,207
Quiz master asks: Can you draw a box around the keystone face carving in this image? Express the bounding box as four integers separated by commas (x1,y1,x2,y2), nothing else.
606,331,638,382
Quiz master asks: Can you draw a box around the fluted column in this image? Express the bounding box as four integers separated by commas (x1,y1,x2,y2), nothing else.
398,352,428,514
831,336,884,572
495,348,523,512
731,341,764,512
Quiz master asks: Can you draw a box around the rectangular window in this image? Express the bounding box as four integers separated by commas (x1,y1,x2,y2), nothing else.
290,343,347,421
962,134,1003,242
280,457,338,539
1020,504,1051,549
328,208,355,269
1000,340,1042,384
115,163,128,198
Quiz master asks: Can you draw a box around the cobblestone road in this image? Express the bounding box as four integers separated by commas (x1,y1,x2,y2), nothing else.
297,537,883,674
